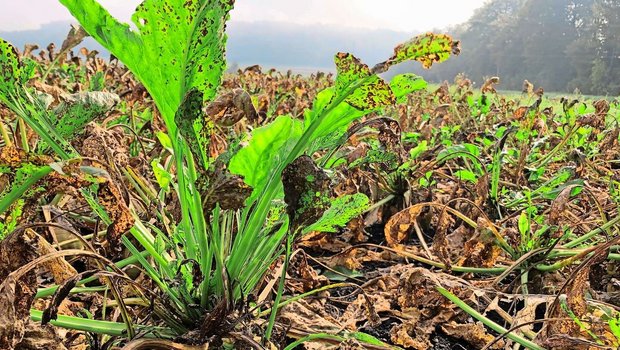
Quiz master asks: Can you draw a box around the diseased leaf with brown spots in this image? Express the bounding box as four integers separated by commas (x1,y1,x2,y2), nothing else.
282,155,331,233
0,39,22,102
373,33,460,73
384,205,423,246
59,0,235,125
334,52,395,110
175,88,211,170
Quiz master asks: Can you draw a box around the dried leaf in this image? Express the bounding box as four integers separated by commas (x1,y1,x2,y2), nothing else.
457,218,503,268
441,321,503,349
206,88,258,126
481,76,500,94
548,185,574,227
202,162,252,211
0,231,39,349
42,271,97,325
522,80,534,94
58,25,88,64
97,180,134,251
25,229,76,284
384,205,423,246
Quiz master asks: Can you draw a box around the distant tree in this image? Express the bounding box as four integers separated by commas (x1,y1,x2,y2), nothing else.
588,0,620,94
394,0,620,95
514,0,579,91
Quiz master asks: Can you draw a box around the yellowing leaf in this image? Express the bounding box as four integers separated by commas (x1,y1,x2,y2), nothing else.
334,52,395,110
373,33,460,73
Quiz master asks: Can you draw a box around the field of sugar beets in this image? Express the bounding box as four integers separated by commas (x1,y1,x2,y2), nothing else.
0,1,620,349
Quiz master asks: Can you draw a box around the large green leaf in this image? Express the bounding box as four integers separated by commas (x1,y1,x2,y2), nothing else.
229,115,303,199
59,0,234,125
303,88,365,142
304,53,395,144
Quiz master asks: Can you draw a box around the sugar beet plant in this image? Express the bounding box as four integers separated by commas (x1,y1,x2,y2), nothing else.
0,0,459,345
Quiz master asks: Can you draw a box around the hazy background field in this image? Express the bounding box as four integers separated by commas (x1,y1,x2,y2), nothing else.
1,0,619,96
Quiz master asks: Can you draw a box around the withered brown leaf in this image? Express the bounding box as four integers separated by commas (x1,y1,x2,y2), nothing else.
384,205,423,246
282,156,331,233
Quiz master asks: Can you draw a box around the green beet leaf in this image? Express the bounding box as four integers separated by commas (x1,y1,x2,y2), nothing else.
390,73,428,102
0,39,21,101
174,89,211,170
229,115,303,199
59,0,234,127
303,193,370,234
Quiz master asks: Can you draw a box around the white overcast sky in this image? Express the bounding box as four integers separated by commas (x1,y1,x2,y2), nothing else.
0,0,487,33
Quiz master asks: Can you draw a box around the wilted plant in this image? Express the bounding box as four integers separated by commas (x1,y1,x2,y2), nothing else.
0,0,459,347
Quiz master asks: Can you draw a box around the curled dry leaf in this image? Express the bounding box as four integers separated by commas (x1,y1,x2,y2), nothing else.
0,229,67,350
522,79,534,94
202,160,252,211
481,76,500,94
384,204,423,246
389,266,477,350
548,185,575,227
543,238,620,348
42,270,97,325
206,88,259,126
593,99,610,116
441,321,504,349
286,252,328,294
457,218,503,268
58,25,88,64
97,179,134,250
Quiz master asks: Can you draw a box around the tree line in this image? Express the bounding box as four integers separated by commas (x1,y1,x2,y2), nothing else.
398,0,620,95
